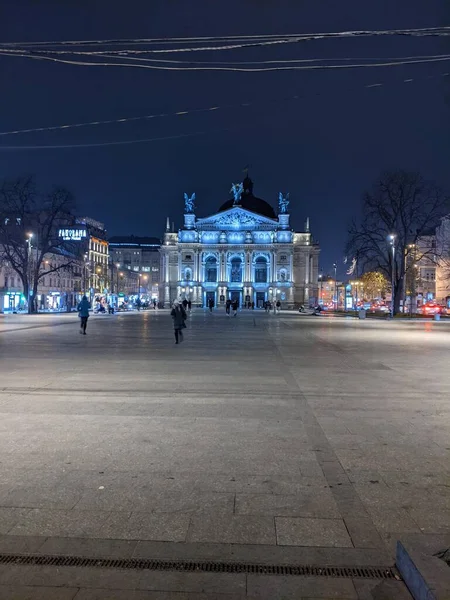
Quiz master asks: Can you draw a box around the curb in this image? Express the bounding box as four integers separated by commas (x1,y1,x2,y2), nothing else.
396,541,450,599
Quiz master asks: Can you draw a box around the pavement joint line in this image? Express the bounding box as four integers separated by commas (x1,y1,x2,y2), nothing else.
266,327,386,551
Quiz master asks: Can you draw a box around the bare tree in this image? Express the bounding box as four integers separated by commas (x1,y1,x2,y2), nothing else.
0,176,80,313
347,170,449,314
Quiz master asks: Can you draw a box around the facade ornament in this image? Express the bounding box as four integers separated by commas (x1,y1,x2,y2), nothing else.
184,193,196,214
215,210,257,228
278,192,290,214
230,183,244,205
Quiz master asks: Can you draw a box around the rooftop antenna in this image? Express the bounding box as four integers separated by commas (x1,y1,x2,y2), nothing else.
166,217,170,232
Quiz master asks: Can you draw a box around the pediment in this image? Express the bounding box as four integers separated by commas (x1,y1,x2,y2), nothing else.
196,207,277,231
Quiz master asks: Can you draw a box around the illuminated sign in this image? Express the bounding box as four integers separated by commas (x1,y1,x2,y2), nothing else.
58,228,87,241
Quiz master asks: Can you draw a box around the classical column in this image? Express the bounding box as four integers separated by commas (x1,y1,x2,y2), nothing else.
165,253,170,282
272,251,277,284
305,250,310,285
220,251,225,281
199,253,204,283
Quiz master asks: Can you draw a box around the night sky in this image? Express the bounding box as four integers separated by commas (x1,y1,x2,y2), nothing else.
1,0,449,275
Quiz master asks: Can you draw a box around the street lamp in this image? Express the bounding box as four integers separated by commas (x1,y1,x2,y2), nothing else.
26,233,34,311
115,263,120,296
333,263,337,310
318,273,323,306
388,234,396,318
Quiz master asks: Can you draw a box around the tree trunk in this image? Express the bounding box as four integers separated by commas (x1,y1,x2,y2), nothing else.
393,280,402,315
29,280,39,314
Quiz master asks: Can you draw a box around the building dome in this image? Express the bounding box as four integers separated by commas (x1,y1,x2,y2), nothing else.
218,176,277,220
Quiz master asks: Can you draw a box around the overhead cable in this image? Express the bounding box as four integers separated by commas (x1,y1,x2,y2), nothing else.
1,26,449,51
0,70,447,149
2,50,450,72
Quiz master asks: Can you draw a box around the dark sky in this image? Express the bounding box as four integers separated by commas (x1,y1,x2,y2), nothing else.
1,0,449,275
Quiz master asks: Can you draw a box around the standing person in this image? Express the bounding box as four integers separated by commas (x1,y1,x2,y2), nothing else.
225,298,231,315
182,298,188,312
276,300,281,314
251,301,255,310
171,300,187,344
208,298,214,312
77,295,91,335
187,299,192,312
232,299,239,317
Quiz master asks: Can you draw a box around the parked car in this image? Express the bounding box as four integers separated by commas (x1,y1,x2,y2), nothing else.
417,303,441,315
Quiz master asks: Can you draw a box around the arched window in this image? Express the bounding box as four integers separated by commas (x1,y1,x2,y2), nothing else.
230,257,243,282
205,256,217,282
255,256,268,283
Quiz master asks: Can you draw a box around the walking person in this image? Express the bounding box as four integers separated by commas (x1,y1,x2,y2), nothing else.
232,299,239,317
171,299,187,344
187,299,192,312
225,298,231,315
77,295,91,335
276,300,281,314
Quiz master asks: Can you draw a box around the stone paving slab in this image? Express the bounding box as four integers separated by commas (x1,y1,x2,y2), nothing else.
0,586,78,599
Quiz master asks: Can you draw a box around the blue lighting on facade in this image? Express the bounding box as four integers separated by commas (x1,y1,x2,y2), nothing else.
276,231,292,243
227,232,245,244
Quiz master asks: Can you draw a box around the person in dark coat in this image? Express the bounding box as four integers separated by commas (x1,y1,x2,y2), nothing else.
232,299,239,317
208,298,214,312
77,295,91,335
171,300,187,344
225,299,231,315
182,298,188,311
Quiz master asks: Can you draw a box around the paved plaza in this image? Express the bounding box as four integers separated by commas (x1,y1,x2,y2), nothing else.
0,309,449,599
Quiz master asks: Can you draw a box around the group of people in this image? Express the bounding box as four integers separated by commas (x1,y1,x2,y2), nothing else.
78,293,283,342
264,300,282,314
225,298,239,317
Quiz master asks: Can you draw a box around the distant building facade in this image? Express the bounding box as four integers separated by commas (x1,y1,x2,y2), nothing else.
76,217,109,298
109,236,161,300
0,216,107,312
160,176,320,308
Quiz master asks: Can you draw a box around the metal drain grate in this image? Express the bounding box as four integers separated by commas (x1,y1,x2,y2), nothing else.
0,553,401,579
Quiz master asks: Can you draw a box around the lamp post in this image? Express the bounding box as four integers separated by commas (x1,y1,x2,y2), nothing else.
318,273,323,306
333,263,337,310
26,233,33,310
388,234,396,318
96,266,102,296
116,264,120,298
142,274,148,297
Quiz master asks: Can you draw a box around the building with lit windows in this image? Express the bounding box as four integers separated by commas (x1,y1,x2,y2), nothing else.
160,176,320,308
109,236,161,301
76,218,109,298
